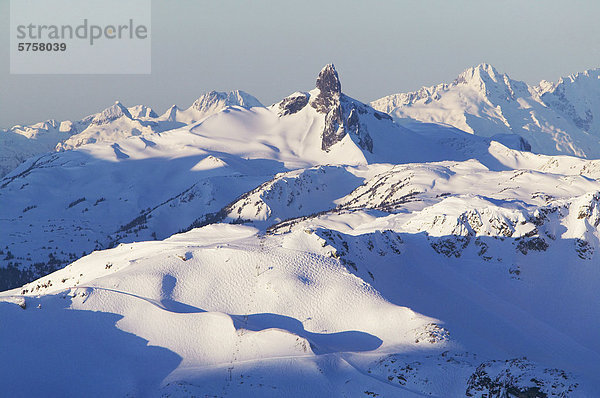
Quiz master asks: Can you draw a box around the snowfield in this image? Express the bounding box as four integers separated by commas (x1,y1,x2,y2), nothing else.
2,221,594,396
1,64,600,396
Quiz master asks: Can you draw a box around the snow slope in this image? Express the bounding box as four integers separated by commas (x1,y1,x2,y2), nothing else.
1,209,595,396
372,63,600,158
2,64,600,396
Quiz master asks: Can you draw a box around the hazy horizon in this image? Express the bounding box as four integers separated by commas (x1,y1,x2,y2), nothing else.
2,0,599,129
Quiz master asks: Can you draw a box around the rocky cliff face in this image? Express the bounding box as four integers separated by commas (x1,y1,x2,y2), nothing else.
277,92,309,116
274,64,392,154
311,64,342,113
309,64,375,152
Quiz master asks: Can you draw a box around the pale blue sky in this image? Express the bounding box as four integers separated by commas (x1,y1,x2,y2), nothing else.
2,0,600,128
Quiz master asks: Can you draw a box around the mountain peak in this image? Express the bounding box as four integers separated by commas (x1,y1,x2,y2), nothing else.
92,101,132,125
475,62,498,75
309,64,345,150
226,90,264,108
311,64,342,115
305,64,379,153
128,104,158,119
455,63,503,85
316,64,342,96
191,90,263,112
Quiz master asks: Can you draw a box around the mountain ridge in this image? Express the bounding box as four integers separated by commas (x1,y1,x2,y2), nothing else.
371,63,600,158
0,90,265,174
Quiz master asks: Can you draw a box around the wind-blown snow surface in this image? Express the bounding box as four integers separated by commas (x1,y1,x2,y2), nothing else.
372,63,600,158
2,65,600,396
1,206,596,396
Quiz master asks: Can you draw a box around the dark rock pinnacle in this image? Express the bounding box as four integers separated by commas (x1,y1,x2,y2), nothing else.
310,64,374,153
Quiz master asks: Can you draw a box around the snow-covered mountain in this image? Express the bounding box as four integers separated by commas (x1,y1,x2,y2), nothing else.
1,64,488,290
372,63,600,158
2,64,600,396
160,89,263,125
0,120,77,177
0,90,264,175
54,101,161,151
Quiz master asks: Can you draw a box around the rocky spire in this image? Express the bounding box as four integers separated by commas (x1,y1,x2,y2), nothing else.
276,64,342,118
316,64,341,95
312,64,342,114
307,64,374,153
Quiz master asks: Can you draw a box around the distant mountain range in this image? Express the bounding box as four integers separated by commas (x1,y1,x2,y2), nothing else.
372,63,600,157
4,63,600,178
0,90,263,176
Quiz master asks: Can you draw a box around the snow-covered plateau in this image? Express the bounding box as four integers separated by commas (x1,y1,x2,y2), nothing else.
1,64,600,397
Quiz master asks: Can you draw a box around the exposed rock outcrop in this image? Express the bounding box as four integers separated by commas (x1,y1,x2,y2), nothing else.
310,64,374,152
